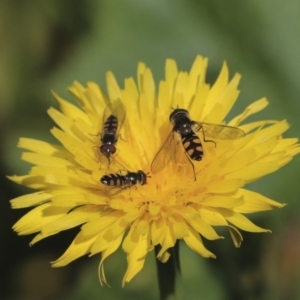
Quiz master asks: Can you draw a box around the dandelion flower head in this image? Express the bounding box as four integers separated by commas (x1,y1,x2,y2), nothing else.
9,56,300,285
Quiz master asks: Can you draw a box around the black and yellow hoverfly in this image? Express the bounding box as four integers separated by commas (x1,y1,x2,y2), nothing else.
100,170,148,196
99,100,126,165
151,108,245,179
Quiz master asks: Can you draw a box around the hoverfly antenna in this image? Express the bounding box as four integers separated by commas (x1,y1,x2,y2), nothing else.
170,105,180,110
89,131,101,137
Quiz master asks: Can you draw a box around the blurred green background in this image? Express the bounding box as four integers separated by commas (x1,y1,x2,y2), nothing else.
1,1,300,299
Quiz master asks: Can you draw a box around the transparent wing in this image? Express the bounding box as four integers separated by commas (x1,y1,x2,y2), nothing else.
105,185,129,196
194,122,246,140
111,99,126,136
102,99,126,135
151,131,177,174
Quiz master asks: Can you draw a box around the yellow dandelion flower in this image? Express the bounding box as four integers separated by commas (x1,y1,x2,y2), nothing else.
9,56,300,287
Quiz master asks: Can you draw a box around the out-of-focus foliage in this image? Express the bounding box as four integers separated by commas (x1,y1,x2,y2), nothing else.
2,1,300,299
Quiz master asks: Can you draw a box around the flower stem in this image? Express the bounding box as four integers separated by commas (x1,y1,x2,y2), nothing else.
155,241,182,300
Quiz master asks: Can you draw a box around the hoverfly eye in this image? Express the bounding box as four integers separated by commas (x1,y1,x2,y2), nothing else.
110,147,117,154
100,176,109,185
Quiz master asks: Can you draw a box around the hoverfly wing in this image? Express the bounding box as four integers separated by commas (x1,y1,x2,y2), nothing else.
105,185,128,196
101,104,113,129
101,99,126,134
151,131,177,174
111,99,126,136
194,122,245,140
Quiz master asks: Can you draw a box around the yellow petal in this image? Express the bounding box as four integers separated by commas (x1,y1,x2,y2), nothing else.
206,61,229,109
165,59,178,96
81,211,120,237
31,166,98,189
13,203,69,235
219,209,271,233
50,127,83,154
123,77,139,114
187,56,208,110
135,215,151,235
174,72,188,106
239,120,278,134
233,189,286,213
8,174,54,190
122,234,148,286
190,82,210,121
169,214,189,239
204,73,241,123
199,195,244,209
246,120,289,148
151,218,164,246
86,82,107,114
228,98,269,127
156,220,176,258
74,153,97,171
21,152,75,167
10,191,52,208
31,206,100,244
52,91,90,123
52,231,98,267
106,71,121,102
206,178,244,193
272,138,299,152
226,161,279,182
222,149,257,174
199,208,228,226
68,81,93,111
103,209,141,241
139,67,156,112
99,232,124,286
159,251,171,263
157,80,172,114
51,193,87,207
183,227,216,258
122,219,141,254
47,107,76,138
228,225,243,247
185,215,222,240
18,138,69,156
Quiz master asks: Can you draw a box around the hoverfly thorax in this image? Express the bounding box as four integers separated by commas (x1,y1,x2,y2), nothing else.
100,133,118,147
170,108,193,134
126,172,139,185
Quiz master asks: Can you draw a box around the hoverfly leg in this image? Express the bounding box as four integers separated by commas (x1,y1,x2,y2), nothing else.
193,122,216,147
118,133,126,142
107,156,113,169
183,150,197,181
173,139,181,164
201,130,216,147
89,132,101,137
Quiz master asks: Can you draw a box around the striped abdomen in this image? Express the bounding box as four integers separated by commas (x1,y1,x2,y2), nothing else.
181,132,203,161
101,173,127,186
103,115,118,135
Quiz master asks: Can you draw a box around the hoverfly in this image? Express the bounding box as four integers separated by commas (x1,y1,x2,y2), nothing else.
100,170,148,196
151,108,245,179
99,100,126,165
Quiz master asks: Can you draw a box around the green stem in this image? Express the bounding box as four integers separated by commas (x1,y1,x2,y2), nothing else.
155,241,182,300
